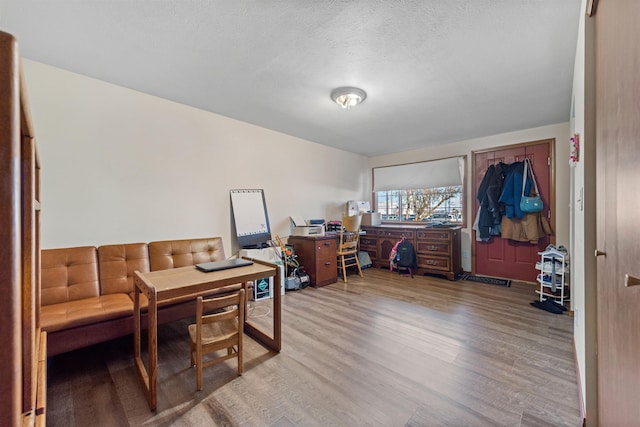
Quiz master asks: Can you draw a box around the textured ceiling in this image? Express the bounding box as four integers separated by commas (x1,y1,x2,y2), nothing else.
0,1,581,157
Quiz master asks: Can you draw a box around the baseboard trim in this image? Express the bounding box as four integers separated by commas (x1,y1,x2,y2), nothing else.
573,337,587,425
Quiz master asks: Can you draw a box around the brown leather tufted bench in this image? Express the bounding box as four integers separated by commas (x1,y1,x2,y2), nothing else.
41,237,233,356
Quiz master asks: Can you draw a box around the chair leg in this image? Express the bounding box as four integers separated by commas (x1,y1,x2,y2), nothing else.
238,337,244,375
340,255,348,283
196,348,203,391
355,253,363,278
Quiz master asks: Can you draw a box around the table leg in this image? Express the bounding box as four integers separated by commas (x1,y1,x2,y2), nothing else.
133,275,158,411
273,265,282,350
148,291,158,410
243,267,281,352
134,284,140,363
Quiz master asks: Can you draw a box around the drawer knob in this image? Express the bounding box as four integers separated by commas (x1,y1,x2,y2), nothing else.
325,262,331,265
428,245,438,251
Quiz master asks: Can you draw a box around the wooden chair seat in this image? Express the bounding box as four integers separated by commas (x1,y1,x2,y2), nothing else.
188,318,238,345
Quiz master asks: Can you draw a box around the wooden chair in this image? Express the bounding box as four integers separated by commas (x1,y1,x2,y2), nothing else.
337,213,364,282
188,289,245,391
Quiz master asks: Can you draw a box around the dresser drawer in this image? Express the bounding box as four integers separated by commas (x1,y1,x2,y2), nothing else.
416,255,450,271
377,229,415,240
415,240,450,256
360,236,378,248
417,230,452,241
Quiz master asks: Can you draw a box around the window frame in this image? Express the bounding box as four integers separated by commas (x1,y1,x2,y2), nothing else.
372,155,467,227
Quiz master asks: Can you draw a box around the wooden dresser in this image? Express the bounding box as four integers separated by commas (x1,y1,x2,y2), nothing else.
360,225,462,280
288,235,338,287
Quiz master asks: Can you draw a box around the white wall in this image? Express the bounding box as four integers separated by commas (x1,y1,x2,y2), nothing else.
369,123,571,272
23,60,369,252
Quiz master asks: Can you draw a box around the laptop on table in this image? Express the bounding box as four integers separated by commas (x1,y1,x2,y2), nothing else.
195,258,253,272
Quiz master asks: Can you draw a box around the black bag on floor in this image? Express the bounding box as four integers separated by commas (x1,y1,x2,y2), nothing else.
396,239,416,268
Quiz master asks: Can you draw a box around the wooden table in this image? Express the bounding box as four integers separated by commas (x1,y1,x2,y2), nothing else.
133,258,281,411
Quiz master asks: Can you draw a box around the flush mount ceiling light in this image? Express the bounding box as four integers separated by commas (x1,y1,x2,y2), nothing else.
330,87,367,109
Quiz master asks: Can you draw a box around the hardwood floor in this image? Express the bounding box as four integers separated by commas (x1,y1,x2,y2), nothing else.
46,268,581,426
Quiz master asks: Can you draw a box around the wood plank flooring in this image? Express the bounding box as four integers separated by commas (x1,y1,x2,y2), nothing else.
45,268,581,426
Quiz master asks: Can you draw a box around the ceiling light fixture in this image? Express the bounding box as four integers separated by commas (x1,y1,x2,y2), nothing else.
330,87,367,109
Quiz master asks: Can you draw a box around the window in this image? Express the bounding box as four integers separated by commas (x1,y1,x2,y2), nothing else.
373,156,466,224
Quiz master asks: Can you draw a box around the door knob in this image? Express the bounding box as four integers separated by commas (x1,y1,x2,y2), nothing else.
625,274,640,287
595,249,606,257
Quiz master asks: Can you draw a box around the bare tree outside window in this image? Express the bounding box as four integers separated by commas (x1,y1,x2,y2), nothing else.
377,186,462,223
405,187,461,220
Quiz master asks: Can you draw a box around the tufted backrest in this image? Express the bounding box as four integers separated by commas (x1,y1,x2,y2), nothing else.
97,243,150,295
148,237,226,271
41,246,100,306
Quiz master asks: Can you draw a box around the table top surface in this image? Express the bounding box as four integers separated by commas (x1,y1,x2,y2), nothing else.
134,263,275,298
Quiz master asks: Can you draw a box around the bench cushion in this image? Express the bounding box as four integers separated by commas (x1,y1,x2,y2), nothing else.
98,243,150,295
148,237,225,271
41,246,100,306
41,293,133,332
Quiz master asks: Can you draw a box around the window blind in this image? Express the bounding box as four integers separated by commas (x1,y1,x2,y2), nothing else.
373,156,464,192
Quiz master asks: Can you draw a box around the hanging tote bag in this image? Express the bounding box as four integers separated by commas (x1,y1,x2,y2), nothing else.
520,158,544,213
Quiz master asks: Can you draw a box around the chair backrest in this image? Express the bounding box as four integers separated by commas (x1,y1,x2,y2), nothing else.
197,289,245,331
192,288,245,389
338,213,362,252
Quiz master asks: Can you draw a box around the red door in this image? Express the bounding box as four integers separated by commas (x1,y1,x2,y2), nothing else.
473,141,552,282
